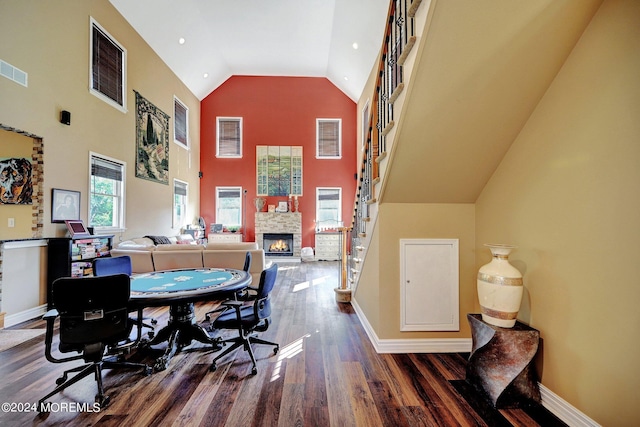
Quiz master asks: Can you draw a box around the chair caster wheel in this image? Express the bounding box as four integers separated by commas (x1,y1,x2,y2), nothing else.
251,368,257,376
273,346,279,355
151,319,158,325
210,364,217,372
144,366,153,376
148,331,155,339
55,376,66,385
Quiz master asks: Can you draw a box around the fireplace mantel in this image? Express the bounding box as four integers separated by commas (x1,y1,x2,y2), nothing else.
255,212,302,257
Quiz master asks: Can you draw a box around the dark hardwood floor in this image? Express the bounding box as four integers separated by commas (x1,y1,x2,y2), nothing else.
0,261,565,426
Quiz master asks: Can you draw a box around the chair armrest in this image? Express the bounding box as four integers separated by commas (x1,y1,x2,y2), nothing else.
236,286,259,301
43,309,59,320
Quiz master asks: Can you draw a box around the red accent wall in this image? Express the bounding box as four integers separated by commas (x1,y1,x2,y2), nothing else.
200,76,357,249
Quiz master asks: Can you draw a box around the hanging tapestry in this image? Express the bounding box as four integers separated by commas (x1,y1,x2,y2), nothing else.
0,157,32,204
135,91,170,185
256,146,302,197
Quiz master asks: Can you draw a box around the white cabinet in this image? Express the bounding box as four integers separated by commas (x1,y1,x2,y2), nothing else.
314,232,341,261
208,233,242,244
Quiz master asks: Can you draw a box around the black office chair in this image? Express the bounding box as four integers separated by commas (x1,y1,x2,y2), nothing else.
210,263,279,375
38,274,152,410
93,256,157,338
93,255,133,276
205,251,253,322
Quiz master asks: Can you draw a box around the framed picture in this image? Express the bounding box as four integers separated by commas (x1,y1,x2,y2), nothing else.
65,219,90,238
210,223,223,233
277,201,288,213
268,205,276,213
51,188,80,223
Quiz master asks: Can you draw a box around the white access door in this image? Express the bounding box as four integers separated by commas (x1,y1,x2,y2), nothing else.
400,239,459,331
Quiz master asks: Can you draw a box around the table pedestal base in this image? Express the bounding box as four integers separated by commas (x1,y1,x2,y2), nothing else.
466,313,541,408
144,303,221,371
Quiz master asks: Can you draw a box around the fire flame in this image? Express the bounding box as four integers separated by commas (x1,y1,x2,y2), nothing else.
269,239,290,252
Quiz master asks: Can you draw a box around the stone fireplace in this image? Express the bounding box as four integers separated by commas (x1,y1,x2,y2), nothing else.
263,233,294,257
255,212,301,258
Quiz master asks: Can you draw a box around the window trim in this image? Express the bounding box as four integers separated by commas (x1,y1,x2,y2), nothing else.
215,186,243,227
316,118,342,159
216,117,243,158
89,17,127,113
362,100,370,149
88,151,126,233
173,178,188,228
315,187,342,231
173,96,189,149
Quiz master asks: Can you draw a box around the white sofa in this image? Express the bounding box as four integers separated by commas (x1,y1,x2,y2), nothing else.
111,237,267,284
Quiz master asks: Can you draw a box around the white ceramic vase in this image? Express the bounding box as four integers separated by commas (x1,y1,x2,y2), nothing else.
477,244,523,328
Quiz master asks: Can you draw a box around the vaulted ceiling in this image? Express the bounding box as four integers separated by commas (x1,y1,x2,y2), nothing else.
109,0,390,101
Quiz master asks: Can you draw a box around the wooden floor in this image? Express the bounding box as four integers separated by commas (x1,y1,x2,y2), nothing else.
0,261,565,426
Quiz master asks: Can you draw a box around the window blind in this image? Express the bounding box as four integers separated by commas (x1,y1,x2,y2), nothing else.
92,26,123,106
174,180,187,196
91,156,123,181
317,120,340,157
174,99,187,145
218,119,241,156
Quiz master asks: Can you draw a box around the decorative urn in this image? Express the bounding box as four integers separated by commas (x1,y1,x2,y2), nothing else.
477,244,523,328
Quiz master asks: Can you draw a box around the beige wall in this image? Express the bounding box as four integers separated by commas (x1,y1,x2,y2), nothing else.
355,203,476,339
0,0,201,241
476,0,640,425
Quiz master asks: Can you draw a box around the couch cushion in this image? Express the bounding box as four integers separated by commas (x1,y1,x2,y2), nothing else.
205,242,259,251
152,250,204,271
175,234,196,243
111,249,155,274
155,244,205,251
117,240,156,250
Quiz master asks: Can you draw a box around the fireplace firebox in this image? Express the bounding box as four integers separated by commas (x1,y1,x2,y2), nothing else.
263,233,294,257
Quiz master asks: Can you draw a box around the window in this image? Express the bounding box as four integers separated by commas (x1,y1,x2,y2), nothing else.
174,96,188,148
316,187,342,230
173,179,188,228
217,117,242,158
316,119,342,159
256,145,303,196
90,18,126,112
216,187,242,226
89,153,125,232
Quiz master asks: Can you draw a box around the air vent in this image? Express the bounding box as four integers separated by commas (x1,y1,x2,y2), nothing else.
0,59,28,87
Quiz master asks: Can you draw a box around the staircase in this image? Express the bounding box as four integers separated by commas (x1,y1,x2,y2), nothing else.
346,0,431,293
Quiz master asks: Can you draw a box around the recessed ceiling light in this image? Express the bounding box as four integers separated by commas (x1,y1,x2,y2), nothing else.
344,76,349,81
179,37,185,45
352,42,358,50
203,73,209,78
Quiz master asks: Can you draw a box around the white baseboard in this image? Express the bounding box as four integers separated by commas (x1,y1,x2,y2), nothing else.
350,297,472,353
350,297,599,427
4,304,47,328
268,257,301,263
540,384,602,427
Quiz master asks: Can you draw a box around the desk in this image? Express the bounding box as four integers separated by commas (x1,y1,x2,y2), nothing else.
130,268,250,371
466,314,541,408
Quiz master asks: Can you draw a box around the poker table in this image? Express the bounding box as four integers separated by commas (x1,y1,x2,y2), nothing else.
129,268,251,371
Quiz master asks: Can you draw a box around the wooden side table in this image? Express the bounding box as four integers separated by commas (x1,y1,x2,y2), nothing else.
466,313,541,408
